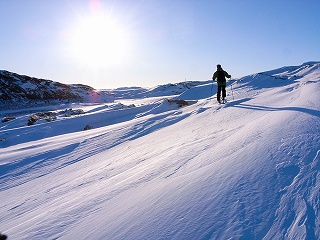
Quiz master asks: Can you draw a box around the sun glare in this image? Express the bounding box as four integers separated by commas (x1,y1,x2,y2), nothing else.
70,14,128,67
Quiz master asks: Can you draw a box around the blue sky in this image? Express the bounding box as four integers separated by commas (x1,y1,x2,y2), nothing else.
1,0,319,89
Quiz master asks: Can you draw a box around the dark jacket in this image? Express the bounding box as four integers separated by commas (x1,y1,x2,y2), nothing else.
212,70,231,87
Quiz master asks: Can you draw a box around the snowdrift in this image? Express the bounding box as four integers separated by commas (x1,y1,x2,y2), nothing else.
0,62,319,239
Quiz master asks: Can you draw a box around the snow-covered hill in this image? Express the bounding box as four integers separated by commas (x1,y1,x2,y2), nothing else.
0,69,208,111
0,70,114,109
0,62,319,239
104,80,212,99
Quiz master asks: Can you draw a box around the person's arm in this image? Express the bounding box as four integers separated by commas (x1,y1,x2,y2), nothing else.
224,71,231,79
212,72,217,80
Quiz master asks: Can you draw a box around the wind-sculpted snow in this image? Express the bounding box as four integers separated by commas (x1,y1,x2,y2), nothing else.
0,62,319,239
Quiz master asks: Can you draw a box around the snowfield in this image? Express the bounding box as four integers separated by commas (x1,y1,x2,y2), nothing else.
0,62,319,239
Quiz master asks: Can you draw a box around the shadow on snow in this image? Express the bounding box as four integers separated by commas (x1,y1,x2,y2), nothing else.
228,98,319,117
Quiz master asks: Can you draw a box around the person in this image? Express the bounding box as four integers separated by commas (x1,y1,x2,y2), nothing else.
212,64,231,103
0,233,7,240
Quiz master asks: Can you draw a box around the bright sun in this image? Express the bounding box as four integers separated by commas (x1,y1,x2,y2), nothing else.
70,14,128,67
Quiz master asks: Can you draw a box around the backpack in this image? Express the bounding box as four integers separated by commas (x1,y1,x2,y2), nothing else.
217,70,226,82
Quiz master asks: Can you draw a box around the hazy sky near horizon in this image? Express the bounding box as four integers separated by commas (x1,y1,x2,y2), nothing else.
1,0,319,89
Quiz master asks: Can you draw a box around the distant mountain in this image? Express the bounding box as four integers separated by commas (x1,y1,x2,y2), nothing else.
0,70,114,109
104,80,211,99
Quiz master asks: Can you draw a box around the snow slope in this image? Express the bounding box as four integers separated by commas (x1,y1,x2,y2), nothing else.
0,62,319,239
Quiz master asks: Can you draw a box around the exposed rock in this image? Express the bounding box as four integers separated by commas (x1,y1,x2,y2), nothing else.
1,117,16,123
83,125,94,131
0,70,114,109
167,99,189,107
28,112,57,125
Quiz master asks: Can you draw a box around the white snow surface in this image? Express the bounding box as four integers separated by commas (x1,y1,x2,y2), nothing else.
0,62,319,239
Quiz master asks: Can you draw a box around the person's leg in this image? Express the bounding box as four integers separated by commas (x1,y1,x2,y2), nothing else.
217,86,221,102
222,86,226,100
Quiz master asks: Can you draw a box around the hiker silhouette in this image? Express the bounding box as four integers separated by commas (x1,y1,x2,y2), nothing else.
212,64,231,103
